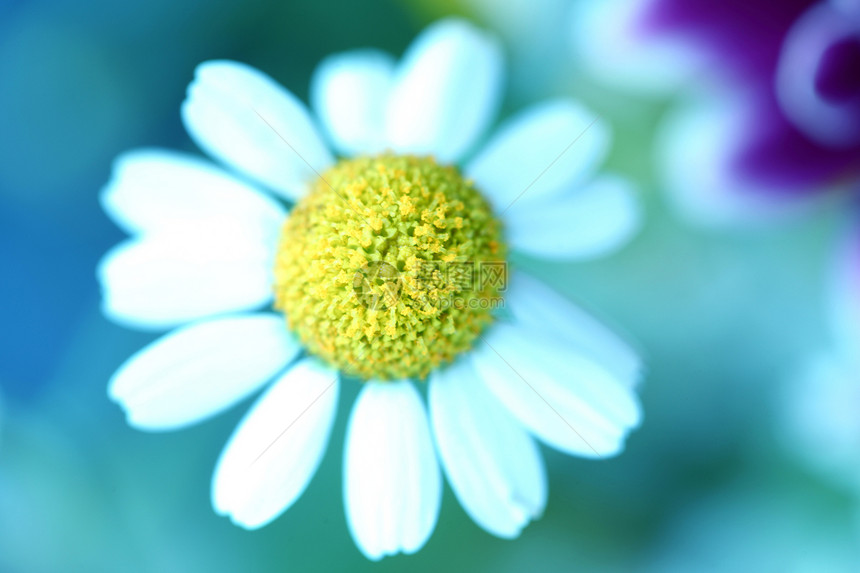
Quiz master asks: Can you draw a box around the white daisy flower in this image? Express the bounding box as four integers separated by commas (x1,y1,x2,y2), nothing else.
99,18,643,560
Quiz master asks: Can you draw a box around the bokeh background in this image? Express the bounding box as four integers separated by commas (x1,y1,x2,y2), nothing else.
1,0,858,571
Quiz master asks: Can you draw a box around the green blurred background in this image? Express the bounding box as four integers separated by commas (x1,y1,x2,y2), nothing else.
0,0,857,571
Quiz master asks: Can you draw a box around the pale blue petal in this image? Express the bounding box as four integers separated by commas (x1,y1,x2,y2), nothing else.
505,271,642,388
471,322,641,458
212,358,339,529
429,358,546,538
385,19,503,163
108,313,300,431
182,60,334,201
311,49,395,156
97,219,277,330
466,99,610,211
100,148,286,236
343,380,441,560
505,175,641,260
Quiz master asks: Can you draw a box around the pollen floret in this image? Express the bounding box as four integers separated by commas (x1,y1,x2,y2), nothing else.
274,155,506,380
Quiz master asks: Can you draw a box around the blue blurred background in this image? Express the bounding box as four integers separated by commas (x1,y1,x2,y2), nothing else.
1,0,858,571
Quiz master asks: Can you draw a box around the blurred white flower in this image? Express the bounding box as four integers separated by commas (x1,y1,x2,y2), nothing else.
781,227,860,490
568,0,700,96
99,18,643,560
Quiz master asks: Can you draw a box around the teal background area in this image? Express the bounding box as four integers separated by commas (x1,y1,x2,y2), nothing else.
0,0,858,571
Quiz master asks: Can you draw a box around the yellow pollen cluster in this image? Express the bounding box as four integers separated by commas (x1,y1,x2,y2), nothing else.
273,155,506,380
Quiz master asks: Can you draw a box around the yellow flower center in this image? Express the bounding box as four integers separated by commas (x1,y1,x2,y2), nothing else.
273,155,506,380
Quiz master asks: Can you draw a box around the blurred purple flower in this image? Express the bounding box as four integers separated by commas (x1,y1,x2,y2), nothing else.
637,0,860,196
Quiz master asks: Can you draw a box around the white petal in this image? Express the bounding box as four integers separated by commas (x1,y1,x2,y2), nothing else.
385,19,503,163
429,358,546,538
505,175,641,260
109,313,300,431
212,358,339,529
181,60,334,201
98,219,278,330
343,380,441,560
505,271,641,388
100,148,286,235
311,50,395,156
471,322,641,457
466,99,610,212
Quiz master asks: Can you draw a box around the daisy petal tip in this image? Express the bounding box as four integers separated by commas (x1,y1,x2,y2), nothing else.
180,59,333,200
596,423,640,459
433,17,503,52
106,378,121,403
227,511,273,531
178,96,193,120
630,396,645,429
344,381,440,561
122,409,176,433
493,527,522,541
472,323,643,459
193,58,230,74
572,433,624,459
115,388,214,433
97,290,140,332
209,358,339,538
189,59,250,88
489,493,548,539
429,361,546,541
210,494,229,518
356,533,431,561
386,17,503,162
107,396,136,427
98,167,125,225
99,302,172,333
310,49,396,156
356,544,385,562
486,509,529,540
